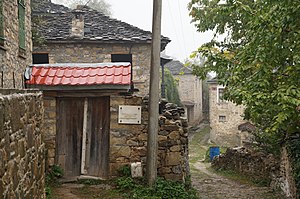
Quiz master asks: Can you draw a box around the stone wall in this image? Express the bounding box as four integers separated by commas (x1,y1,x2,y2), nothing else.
110,97,190,181
0,89,45,198
208,83,245,146
212,147,297,198
43,94,189,181
0,0,32,89
34,43,152,96
176,74,203,125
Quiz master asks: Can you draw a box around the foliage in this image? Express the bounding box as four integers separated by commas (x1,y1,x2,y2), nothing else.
52,0,112,16
188,0,300,144
45,165,64,198
77,179,104,185
117,165,131,177
286,136,300,198
115,177,198,199
164,69,182,106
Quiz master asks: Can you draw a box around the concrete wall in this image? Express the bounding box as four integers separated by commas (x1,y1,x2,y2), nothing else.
33,43,152,96
176,74,203,125
0,89,45,198
209,83,245,146
0,0,32,89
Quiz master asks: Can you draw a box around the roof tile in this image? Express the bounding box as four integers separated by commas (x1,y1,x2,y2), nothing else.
26,63,131,87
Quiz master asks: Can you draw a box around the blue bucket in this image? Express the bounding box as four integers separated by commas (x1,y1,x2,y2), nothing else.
209,146,220,161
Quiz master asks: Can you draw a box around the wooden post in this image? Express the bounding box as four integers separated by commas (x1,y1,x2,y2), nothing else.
81,98,88,175
146,0,162,186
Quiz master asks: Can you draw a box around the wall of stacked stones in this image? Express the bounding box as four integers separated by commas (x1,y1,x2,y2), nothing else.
0,0,32,89
110,96,190,181
212,147,296,198
34,43,152,96
0,89,45,198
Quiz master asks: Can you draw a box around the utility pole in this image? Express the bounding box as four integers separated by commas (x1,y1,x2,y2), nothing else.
146,0,162,187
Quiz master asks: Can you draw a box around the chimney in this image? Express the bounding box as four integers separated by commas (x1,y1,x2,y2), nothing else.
70,6,85,38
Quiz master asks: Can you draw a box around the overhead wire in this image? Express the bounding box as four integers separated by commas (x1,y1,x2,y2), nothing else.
166,0,185,57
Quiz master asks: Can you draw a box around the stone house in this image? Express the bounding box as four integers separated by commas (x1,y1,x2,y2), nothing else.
207,78,247,147
165,60,203,125
0,0,32,88
0,0,45,198
27,1,190,181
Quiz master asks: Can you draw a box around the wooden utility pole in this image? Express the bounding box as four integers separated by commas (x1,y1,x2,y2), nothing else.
146,0,162,186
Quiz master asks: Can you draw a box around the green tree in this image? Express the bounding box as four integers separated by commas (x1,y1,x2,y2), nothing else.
188,0,300,141
164,69,182,106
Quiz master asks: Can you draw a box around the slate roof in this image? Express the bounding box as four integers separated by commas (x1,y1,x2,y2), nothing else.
25,63,131,90
165,61,193,75
32,0,170,47
238,122,256,132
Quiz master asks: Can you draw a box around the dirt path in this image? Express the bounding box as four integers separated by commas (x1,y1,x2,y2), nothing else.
189,123,282,199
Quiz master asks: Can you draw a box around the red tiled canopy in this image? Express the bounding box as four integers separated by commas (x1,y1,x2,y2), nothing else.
25,63,131,88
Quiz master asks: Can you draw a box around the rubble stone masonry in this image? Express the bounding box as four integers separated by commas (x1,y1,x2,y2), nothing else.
44,95,190,181
0,89,45,198
209,83,245,146
0,0,32,89
34,43,152,96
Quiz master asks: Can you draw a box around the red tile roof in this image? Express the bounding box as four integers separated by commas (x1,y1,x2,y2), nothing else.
25,63,131,87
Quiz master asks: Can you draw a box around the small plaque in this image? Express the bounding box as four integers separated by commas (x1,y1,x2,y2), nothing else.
118,105,142,124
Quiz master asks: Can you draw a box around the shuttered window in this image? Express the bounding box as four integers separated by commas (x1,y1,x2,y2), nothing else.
0,0,4,45
18,0,25,49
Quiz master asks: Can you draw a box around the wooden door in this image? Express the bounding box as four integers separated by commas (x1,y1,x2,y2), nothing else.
56,98,84,177
85,97,110,178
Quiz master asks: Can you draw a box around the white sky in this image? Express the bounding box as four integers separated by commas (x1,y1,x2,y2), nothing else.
52,0,214,61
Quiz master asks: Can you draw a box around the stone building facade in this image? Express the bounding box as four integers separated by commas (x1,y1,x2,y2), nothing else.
0,0,45,198
0,0,32,88
28,1,192,181
0,89,45,198
33,43,152,96
165,61,203,125
208,79,245,146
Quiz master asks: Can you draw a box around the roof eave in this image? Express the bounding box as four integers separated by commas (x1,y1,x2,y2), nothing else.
26,84,131,91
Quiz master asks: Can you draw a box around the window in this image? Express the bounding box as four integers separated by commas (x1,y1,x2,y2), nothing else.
219,115,226,122
217,86,225,103
0,0,4,45
111,54,132,65
18,0,25,49
32,53,49,64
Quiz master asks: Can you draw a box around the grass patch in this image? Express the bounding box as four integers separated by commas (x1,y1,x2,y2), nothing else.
74,186,124,199
189,126,210,163
209,168,270,187
115,177,198,199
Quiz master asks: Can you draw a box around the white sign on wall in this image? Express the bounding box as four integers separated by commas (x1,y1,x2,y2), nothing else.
118,105,142,124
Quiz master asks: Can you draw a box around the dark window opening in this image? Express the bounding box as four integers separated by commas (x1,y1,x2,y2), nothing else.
111,54,133,91
33,53,49,64
111,54,132,65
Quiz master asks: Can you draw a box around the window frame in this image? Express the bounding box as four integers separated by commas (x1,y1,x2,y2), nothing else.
218,115,227,122
217,86,226,103
0,0,4,46
18,0,26,50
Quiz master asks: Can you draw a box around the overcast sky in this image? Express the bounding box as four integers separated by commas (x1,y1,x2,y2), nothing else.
52,0,213,62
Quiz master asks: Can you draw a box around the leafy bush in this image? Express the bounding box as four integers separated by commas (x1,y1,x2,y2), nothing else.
45,165,64,199
115,177,198,199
